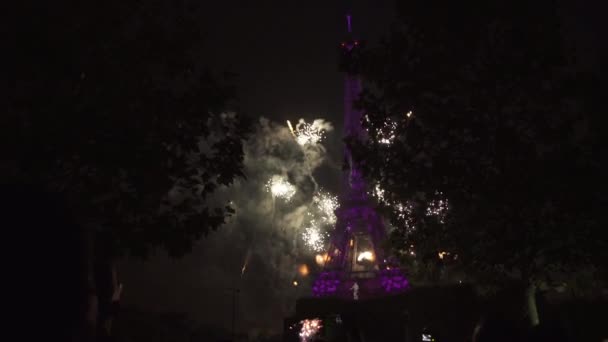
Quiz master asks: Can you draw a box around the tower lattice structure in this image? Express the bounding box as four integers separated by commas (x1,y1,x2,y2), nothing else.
311,14,408,299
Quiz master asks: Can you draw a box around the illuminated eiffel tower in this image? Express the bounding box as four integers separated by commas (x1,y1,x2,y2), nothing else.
311,14,408,299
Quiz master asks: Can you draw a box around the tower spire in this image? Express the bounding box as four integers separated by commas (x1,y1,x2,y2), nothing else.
310,7,409,300
346,14,352,33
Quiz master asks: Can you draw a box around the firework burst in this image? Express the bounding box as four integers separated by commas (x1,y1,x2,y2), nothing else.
372,183,388,205
313,190,338,225
287,119,327,146
265,175,296,202
377,119,397,145
299,318,323,342
426,193,449,224
363,114,399,145
302,222,327,252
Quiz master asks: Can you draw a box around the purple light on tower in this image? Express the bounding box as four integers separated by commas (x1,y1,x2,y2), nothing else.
311,14,409,299
346,14,352,33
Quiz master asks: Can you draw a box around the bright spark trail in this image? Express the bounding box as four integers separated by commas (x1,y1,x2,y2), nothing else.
240,249,251,278
287,119,327,146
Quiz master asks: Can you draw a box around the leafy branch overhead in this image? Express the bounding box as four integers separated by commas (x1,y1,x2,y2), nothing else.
6,0,249,258
353,0,605,289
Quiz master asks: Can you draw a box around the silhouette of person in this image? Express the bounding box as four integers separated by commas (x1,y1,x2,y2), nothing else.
350,282,360,300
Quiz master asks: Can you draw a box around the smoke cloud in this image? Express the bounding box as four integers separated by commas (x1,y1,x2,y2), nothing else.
119,117,336,335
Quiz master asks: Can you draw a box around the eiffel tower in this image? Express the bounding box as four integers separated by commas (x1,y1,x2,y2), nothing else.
311,14,409,300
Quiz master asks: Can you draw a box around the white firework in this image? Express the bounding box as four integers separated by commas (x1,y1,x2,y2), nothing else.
395,202,417,234
287,119,327,146
299,318,323,342
426,193,449,224
378,119,397,145
302,222,327,252
265,175,296,202
313,191,338,225
395,202,414,220
374,184,448,227
372,183,388,205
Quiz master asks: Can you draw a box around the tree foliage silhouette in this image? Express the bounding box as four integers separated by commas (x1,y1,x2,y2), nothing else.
6,0,248,258
352,0,605,324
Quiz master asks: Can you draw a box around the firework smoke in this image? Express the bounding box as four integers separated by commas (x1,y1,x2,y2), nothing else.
119,117,336,334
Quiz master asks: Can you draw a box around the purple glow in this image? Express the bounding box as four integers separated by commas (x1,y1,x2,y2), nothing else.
309,15,409,299
379,268,410,292
312,269,409,298
312,272,341,297
346,15,352,33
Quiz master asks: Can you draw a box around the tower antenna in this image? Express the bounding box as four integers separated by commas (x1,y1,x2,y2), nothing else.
346,14,352,33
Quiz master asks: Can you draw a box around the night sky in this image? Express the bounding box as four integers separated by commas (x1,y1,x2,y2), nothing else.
118,0,604,337
200,0,396,193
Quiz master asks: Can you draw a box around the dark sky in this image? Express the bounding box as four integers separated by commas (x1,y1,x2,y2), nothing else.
119,0,604,337
197,0,397,195
201,1,394,120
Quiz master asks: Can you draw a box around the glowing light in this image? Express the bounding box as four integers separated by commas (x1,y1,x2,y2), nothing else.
265,175,296,202
357,251,375,262
312,272,341,296
298,264,309,277
380,268,410,292
315,254,326,266
293,280,299,286
438,251,449,260
286,120,296,137
406,111,413,118
299,319,322,342
349,239,354,247
302,223,327,252
313,191,338,225
289,119,327,146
